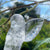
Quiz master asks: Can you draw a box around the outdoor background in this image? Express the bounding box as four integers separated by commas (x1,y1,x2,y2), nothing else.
0,0,50,50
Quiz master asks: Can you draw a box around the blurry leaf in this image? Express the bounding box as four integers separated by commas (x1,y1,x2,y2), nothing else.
33,38,50,50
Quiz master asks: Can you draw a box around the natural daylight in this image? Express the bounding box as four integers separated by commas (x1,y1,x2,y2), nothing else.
0,0,50,50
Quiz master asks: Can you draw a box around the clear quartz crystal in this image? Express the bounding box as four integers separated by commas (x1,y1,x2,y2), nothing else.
4,14,25,50
25,18,44,42
4,14,44,50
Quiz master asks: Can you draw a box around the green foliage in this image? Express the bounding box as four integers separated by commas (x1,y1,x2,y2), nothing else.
33,38,50,50
40,48,50,50
21,41,36,50
0,17,7,25
0,17,10,50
